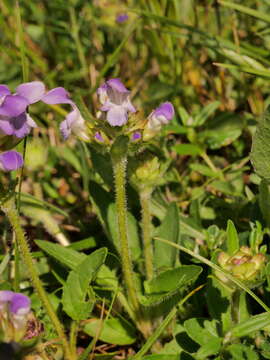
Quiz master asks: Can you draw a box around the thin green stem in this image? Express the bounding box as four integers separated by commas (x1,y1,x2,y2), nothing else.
112,156,140,315
2,197,74,360
140,189,154,280
231,289,241,325
70,321,79,358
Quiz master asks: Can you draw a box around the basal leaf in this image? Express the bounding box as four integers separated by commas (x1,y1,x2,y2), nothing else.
62,248,107,320
154,202,180,270
83,317,136,345
35,240,86,270
107,203,141,261
184,318,220,346
141,265,202,306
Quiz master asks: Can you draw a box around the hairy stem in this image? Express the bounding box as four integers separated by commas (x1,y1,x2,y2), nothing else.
140,189,154,280
231,289,241,325
2,197,74,360
112,156,140,315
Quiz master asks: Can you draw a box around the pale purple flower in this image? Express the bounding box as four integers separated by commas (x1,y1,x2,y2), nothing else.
0,291,30,316
147,102,174,130
0,291,31,342
0,82,45,138
0,151,23,171
97,78,136,127
116,13,129,23
42,87,89,140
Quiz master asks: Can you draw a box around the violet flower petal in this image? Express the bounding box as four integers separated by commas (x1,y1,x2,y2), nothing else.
0,290,14,303
153,102,174,121
42,87,72,105
107,78,129,93
16,81,46,104
0,118,14,135
0,95,28,117
0,151,23,171
60,107,88,140
148,102,174,130
107,105,128,126
10,294,31,315
0,85,10,97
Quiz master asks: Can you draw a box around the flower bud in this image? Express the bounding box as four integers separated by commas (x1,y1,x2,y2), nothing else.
216,247,266,289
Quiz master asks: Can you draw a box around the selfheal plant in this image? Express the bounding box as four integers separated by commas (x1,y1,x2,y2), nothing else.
0,290,31,343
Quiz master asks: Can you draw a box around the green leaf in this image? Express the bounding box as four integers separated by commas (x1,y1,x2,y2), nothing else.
141,265,202,306
90,149,114,188
35,240,86,270
53,146,82,174
196,337,222,359
62,248,107,320
259,180,270,227
194,101,220,127
202,113,243,150
218,1,270,24
184,318,220,346
173,144,203,156
189,163,216,178
215,62,270,78
178,106,191,126
83,317,136,345
251,112,270,181
154,203,180,270
226,220,239,255
107,203,141,261
231,312,270,338
226,344,259,360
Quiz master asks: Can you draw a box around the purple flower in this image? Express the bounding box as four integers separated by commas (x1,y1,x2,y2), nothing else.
42,87,89,140
147,102,174,130
0,82,45,138
131,131,141,141
0,151,23,171
97,78,136,127
0,290,30,316
116,13,129,23
94,132,104,142
0,291,31,342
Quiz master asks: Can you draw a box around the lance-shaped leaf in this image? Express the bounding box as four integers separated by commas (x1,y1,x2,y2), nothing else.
62,248,107,320
154,202,180,270
140,265,202,306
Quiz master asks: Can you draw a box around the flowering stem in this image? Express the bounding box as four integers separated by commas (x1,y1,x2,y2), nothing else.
140,188,154,280
1,197,75,360
231,289,241,325
111,155,140,316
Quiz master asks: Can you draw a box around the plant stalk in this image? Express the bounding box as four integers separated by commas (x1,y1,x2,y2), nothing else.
140,189,154,280
112,155,140,316
2,197,75,360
